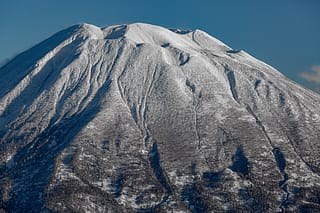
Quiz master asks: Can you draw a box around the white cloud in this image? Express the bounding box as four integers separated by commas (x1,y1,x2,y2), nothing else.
299,65,320,84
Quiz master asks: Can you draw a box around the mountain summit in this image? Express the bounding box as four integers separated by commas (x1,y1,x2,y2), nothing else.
1,23,320,212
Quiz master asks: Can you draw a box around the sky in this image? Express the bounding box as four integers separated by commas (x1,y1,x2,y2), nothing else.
0,0,319,92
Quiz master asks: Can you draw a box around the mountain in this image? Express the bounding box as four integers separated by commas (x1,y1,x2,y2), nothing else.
0,23,320,212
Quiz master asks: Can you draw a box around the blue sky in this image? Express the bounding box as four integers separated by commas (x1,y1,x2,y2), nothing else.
1,0,319,92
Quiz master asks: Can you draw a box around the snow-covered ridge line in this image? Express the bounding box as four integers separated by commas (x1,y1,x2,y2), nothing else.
0,22,320,212
0,34,81,115
70,23,230,53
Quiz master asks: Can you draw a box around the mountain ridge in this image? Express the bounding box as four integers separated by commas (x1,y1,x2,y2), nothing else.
0,23,320,212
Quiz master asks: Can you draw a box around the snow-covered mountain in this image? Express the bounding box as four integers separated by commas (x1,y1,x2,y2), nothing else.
1,23,320,212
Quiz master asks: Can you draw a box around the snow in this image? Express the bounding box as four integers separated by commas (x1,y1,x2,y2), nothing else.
1,22,320,212
5,154,14,168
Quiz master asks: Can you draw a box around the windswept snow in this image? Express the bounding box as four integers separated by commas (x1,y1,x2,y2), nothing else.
0,23,320,212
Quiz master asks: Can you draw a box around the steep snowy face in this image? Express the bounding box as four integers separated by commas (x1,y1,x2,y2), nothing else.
1,23,320,212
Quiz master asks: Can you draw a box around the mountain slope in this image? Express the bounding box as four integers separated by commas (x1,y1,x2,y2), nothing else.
1,23,320,212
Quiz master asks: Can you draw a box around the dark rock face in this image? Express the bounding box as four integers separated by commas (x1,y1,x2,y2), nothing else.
0,23,320,212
